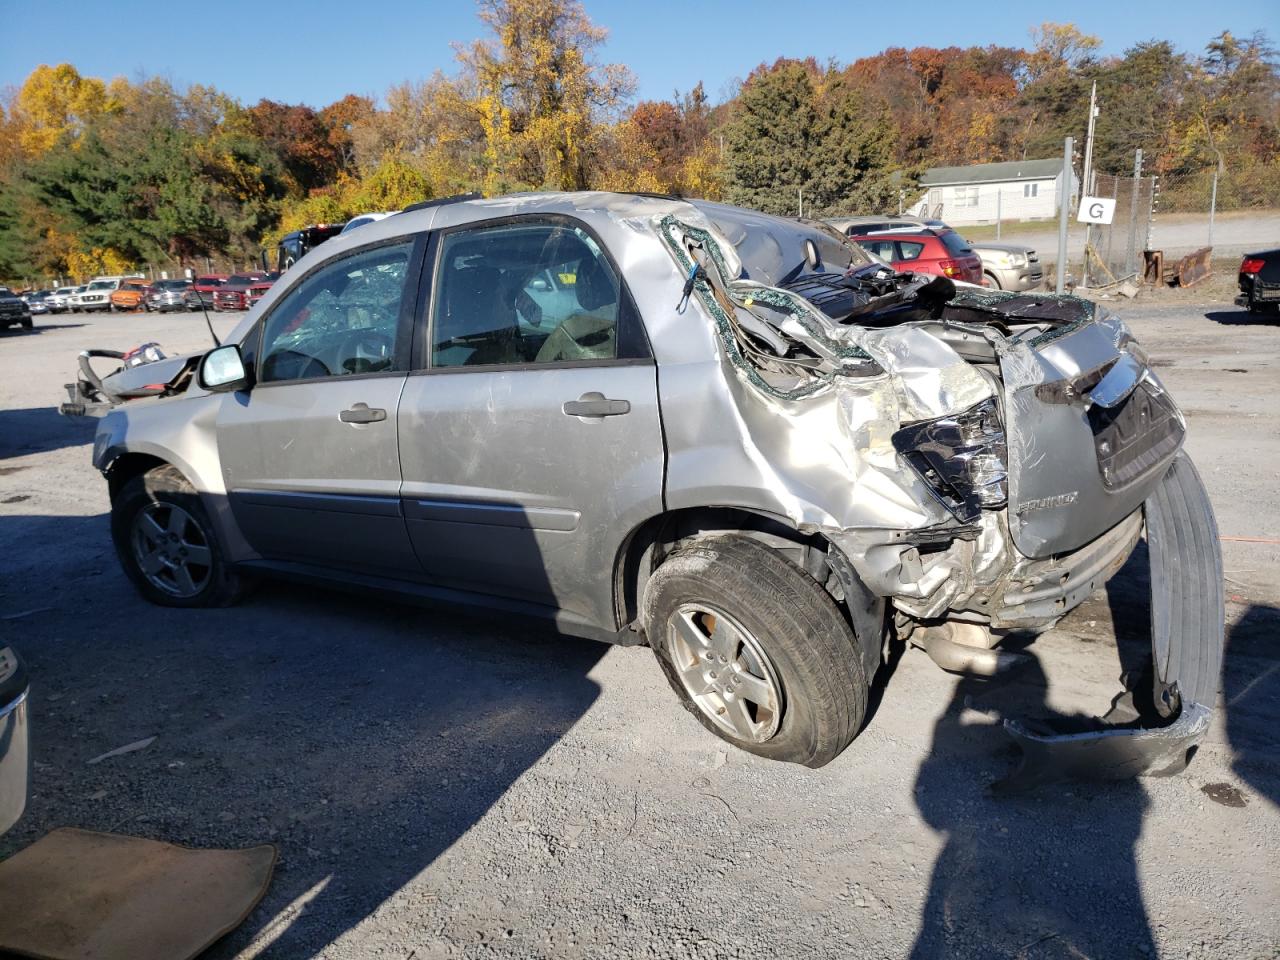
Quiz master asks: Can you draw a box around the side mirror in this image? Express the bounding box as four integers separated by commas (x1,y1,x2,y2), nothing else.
199,344,251,393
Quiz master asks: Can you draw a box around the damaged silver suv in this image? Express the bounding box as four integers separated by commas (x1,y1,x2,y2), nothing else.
63,194,1222,783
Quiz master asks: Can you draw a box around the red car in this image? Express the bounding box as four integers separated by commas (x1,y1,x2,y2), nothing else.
855,229,984,285
189,274,228,311
212,273,272,312
245,278,277,309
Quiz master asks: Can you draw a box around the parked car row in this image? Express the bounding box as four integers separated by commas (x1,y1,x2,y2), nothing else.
13,273,272,315
827,214,1042,291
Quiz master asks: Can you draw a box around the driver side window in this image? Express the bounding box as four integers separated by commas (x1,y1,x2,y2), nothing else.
259,241,413,383
430,222,621,368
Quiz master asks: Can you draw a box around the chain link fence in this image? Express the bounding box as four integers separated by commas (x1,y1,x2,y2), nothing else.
1082,172,1157,287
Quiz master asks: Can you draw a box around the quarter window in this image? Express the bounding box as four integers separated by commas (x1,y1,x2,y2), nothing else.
258,241,413,383
431,223,621,367
897,241,926,261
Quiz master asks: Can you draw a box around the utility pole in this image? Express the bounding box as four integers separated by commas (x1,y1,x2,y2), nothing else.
798,187,803,219
1208,167,1219,250
1056,136,1073,295
1080,81,1099,286
995,189,1002,240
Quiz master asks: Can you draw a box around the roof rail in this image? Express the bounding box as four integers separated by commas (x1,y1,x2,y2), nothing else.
398,193,483,215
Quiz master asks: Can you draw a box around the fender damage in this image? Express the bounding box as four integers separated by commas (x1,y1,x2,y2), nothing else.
657,207,1224,789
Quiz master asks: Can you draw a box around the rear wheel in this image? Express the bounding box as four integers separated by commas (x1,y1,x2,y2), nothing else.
644,535,868,768
111,465,245,608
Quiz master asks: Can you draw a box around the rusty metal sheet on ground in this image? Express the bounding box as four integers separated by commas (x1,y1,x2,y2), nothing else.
1175,247,1213,288
0,827,276,960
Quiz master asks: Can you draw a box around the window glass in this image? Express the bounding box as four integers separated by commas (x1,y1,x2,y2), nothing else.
431,223,620,367
940,231,973,255
897,241,926,261
860,240,896,263
258,240,412,383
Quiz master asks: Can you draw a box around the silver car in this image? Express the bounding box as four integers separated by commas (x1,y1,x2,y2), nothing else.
68,193,1222,779
970,241,1043,291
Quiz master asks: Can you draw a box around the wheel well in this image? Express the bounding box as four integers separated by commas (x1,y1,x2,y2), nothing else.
613,507,829,630
104,453,169,501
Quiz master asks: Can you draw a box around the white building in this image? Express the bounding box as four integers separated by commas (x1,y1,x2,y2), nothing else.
916,159,1077,226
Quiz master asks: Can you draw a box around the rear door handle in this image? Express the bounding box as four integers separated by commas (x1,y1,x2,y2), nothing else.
562,392,630,418
339,403,387,424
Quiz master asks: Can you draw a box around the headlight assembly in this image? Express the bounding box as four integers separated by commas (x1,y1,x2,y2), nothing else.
892,396,1008,522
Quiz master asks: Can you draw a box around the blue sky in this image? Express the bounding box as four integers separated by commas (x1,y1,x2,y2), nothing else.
2,0,1273,108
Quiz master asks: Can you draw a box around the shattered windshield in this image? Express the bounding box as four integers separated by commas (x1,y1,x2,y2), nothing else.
689,201,870,286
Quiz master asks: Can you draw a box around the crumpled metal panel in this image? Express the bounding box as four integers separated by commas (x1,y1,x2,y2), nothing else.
997,312,1184,559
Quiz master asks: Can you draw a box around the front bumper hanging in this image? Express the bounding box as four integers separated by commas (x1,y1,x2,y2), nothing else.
996,453,1223,792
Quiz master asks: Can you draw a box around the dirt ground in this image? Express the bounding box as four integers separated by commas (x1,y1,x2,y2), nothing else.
1,293,1277,960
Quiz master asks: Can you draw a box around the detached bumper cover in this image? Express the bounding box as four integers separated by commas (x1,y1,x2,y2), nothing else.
998,453,1223,791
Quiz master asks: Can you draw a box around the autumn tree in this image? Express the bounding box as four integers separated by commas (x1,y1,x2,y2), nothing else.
244,99,342,194
457,0,633,192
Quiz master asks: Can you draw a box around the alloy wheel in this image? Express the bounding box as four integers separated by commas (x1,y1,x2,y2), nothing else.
130,502,213,598
667,603,784,742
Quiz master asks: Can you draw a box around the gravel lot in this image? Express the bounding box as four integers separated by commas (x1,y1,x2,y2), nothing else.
1,296,1277,960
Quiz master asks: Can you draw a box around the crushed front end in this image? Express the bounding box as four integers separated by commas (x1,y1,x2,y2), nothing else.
657,207,1223,790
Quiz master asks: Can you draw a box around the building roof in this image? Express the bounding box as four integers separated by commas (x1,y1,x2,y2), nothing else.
920,158,1066,187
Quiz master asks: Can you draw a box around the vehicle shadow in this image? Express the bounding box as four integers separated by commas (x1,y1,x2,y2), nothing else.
1203,309,1280,326
0,510,606,957
0,408,96,460
909,557,1158,958
1222,603,1280,809
0,323,87,337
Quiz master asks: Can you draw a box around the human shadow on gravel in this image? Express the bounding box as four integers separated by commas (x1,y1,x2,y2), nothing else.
1222,604,1280,810
0,407,96,459
910,555,1158,959
0,509,607,958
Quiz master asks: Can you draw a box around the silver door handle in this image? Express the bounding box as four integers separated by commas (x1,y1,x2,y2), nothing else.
563,392,630,418
339,403,387,424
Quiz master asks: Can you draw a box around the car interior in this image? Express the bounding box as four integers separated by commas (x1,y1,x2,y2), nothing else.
431,223,620,367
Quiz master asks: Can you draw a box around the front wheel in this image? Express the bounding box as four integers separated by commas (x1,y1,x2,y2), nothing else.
983,271,1002,290
644,535,869,768
111,465,245,607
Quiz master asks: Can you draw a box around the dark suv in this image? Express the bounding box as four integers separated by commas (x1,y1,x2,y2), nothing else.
0,286,33,332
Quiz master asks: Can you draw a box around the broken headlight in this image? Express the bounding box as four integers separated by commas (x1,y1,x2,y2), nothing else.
892,397,1008,523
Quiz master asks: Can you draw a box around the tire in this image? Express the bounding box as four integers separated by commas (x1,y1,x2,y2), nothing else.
20,317,33,330
643,535,868,768
984,271,1002,290
111,465,245,608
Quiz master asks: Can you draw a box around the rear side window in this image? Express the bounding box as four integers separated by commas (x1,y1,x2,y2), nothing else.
897,241,926,261
860,240,896,262
258,240,414,383
430,222,623,367
940,232,972,255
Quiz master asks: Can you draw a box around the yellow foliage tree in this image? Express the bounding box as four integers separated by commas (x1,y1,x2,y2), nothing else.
10,63,117,156
458,0,633,193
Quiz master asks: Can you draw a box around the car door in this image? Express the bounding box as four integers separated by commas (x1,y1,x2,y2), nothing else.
397,217,665,628
216,235,426,575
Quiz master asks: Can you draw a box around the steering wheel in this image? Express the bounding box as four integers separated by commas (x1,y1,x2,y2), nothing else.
340,329,395,374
